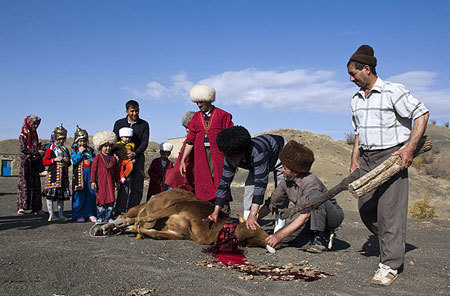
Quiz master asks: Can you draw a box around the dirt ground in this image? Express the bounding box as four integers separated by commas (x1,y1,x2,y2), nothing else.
0,176,449,296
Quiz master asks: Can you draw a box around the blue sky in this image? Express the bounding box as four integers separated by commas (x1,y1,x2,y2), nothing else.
1,1,449,144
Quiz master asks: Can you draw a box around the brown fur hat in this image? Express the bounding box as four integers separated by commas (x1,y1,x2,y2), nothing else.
349,45,377,67
279,140,314,174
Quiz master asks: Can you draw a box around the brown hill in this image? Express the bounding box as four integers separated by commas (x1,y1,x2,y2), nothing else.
2,125,448,219
231,125,449,220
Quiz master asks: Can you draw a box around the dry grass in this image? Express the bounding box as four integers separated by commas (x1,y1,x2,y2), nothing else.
345,132,355,145
410,186,435,219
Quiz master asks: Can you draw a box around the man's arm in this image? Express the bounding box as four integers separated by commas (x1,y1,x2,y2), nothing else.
265,213,311,248
134,122,149,156
350,134,360,173
179,143,193,176
393,112,429,169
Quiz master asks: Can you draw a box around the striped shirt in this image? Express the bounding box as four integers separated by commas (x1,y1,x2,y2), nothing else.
351,77,429,150
215,134,285,207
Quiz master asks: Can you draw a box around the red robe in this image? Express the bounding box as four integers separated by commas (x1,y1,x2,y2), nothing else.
147,157,174,198
186,107,233,201
90,153,119,206
165,139,194,192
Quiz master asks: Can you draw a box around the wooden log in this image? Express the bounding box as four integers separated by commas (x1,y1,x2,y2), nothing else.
279,169,361,220
348,135,432,198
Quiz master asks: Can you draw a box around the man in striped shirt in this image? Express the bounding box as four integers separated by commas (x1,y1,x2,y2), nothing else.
347,45,429,286
207,126,287,231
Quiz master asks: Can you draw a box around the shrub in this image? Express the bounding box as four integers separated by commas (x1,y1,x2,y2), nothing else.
445,122,449,128
430,119,437,125
345,132,355,145
410,186,435,219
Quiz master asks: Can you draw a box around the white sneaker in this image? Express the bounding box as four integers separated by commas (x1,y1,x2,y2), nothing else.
371,263,398,286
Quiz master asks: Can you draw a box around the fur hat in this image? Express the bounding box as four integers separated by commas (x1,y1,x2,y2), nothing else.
217,126,252,155
119,127,134,138
53,124,67,140
92,131,117,151
74,125,88,143
279,140,314,174
181,111,196,128
160,142,173,152
349,45,377,67
190,84,216,102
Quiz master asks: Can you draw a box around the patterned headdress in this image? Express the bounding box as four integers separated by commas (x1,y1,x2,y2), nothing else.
20,115,41,154
74,125,88,143
53,124,68,140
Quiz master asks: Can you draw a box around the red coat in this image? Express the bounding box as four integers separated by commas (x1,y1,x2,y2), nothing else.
165,139,194,192
147,157,174,198
186,107,233,201
90,153,119,206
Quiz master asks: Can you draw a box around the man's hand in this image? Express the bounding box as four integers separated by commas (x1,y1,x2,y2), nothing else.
127,151,136,160
179,160,186,177
392,147,414,169
350,158,360,173
91,182,96,191
265,233,282,248
207,206,221,222
245,214,259,230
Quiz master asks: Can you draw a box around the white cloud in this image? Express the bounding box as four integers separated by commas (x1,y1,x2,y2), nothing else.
387,71,450,119
123,73,193,101
124,68,449,118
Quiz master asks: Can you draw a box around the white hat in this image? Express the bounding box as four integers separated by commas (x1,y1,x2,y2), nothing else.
159,142,174,152
92,131,117,151
119,127,134,138
181,111,196,128
190,84,216,102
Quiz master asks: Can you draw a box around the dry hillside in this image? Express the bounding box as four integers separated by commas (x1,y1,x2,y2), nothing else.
1,125,448,219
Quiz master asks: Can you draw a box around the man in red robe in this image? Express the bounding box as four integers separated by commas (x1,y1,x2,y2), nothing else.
180,84,233,208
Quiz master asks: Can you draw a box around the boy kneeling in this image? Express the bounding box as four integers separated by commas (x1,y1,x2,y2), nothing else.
262,140,344,252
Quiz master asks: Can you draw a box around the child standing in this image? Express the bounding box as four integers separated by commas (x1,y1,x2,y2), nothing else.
71,126,97,222
146,142,174,200
42,124,71,221
91,131,119,223
116,127,135,184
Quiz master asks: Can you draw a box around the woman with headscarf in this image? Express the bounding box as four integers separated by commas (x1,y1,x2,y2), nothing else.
17,115,45,215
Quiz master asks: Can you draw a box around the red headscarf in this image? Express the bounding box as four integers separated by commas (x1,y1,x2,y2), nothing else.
20,115,41,154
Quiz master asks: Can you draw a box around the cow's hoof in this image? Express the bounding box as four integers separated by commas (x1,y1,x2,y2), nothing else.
92,225,104,236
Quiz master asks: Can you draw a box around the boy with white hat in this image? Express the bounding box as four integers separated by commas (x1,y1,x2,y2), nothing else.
116,127,135,184
147,142,174,200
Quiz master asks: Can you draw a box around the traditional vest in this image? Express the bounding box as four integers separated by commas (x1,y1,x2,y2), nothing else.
44,144,69,189
72,146,95,191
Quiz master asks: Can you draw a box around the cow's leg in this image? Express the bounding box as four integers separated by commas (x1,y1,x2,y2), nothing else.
139,229,185,240
139,215,190,240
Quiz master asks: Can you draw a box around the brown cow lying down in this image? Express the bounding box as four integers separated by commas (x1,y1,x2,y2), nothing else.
95,188,270,249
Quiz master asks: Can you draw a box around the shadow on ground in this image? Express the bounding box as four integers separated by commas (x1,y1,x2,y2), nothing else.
358,234,417,257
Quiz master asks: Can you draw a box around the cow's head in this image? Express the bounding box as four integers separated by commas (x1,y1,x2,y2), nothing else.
235,215,269,248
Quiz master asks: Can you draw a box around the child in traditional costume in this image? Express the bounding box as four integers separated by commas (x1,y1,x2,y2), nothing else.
165,111,195,192
146,142,174,200
17,115,45,215
116,127,135,184
71,126,97,222
91,131,119,222
42,124,71,221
